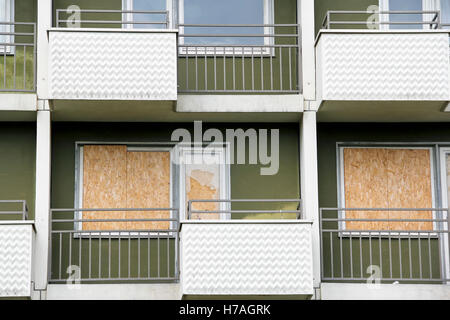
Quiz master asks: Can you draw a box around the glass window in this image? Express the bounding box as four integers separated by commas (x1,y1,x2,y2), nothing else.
180,0,272,45
388,0,424,29
0,0,13,53
441,0,450,28
123,0,168,29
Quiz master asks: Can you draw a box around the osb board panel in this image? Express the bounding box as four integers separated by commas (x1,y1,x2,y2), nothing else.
187,168,220,220
82,145,127,231
126,151,171,230
343,148,432,231
343,148,389,230
387,149,432,231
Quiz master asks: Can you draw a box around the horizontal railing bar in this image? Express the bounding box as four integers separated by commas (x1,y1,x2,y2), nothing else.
0,43,35,46
327,10,439,14
57,20,167,25
51,208,178,212
321,208,448,211
179,90,301,93
0,89,36,92
189,210,300,214
329,21,438,25
322,218,447,222
322,277,448,282
178,44,299,48
189,199,301,202
52,218,178,223
0,32,35,36
0,211,29,214
49,277,177,282
0,21,36,26
52,229,177,233
56,9,169,14
180,34,298,37
322,229,448,233
178,24,300,27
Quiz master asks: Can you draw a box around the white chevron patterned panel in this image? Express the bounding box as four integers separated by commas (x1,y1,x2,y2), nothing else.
316,32,449,101
181,222,313,296
49,31,177,100
0,224,33,297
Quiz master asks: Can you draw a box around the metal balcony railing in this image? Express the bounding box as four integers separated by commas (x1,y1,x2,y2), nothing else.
187,199,302,220
55,9,170,29
178,24,301,93
49,208,179,283
0,22,36,92
322,10,441,29
320,208,450,284
0,200,28,220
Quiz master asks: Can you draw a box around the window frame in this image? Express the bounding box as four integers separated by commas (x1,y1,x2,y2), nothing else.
177,0,275,56
177,143,231,221
0,0,14,55
74,142,177,238
337,144,438,237
438,147,450,282
122,0,174,29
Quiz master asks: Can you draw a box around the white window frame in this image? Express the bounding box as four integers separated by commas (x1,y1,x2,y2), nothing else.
75,143,177,238
378,0,439,30
178,0,275,56
122,0,173,29
438,147,450,283
0,0,14,54
177,144,231,221
337,144,437,237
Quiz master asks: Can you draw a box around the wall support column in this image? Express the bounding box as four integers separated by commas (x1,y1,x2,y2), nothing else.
300,111,321,290
33,110,51,298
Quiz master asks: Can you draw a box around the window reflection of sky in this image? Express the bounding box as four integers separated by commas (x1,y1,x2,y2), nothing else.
388,0,423,29
183,0,265,45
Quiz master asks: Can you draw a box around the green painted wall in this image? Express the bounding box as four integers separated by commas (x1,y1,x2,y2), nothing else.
50,122,300,282
315,0,378,35
0,0,37,91
0,122,36,220
318,123,450,283
53,0,122,27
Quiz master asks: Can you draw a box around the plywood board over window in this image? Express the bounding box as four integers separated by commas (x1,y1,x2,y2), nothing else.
81,145,171,232
342,148,433,231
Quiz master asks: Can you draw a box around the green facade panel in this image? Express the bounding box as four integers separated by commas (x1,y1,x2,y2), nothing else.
0,122,36,219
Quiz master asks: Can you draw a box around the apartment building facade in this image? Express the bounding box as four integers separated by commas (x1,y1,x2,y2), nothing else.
0,0,449,300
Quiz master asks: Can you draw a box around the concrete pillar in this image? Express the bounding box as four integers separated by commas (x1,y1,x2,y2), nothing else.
300,111,320,289
37,0,51,100
33,110,51,296
299,0,316,101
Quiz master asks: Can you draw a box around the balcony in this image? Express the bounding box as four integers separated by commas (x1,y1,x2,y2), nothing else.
315,11,450,121
180,199,313,297
49,199,313,299
49,208,179,283
47,8,302,119
49,10,177,101
0,22,36,93
0,200,34,299
320,208,450,284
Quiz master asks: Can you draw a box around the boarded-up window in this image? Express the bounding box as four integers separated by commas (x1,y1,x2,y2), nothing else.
81,145,171,231
342,148,433,231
